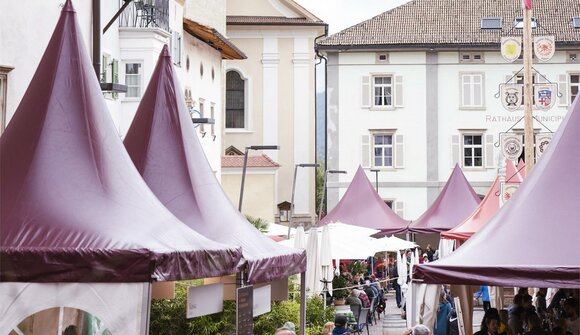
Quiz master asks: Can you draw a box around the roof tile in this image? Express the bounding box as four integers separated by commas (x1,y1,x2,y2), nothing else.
221,154,281,168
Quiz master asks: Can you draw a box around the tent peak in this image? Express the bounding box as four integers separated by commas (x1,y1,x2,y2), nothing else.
62,0,75,13
160,44,171,57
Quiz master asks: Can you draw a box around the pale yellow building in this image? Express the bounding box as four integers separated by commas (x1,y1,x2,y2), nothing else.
221,0,326,225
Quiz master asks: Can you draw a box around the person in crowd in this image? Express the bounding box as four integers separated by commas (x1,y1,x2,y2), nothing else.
510,294,525,315
523,313,550,335
534,288,547,314
475,285,491,312
443,285,455,308
480,308,501,334
563,298,579,335
435,291,453,335
426,244,435,262
332,314,349,335
422,254,430,263
509,306,526,335
346,289,362,306
392,260,402,308
274,327,296,335
63,326,78,335
499,309,510,335
474,314,500,335
322,321,335,335
524,294,537,319
547,289,569,312
354,288,371,308
447,309,459,335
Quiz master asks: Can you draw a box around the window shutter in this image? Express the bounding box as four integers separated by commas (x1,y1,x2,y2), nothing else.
394,75,404,107
361,76,370,108
558,74,568,106
112,59,119,84
394,201,405,218
451,135,460,167
485,134,495,168
361,135,371,168
394,134,404,168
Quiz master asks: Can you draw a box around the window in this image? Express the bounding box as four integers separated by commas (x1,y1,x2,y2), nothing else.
373,134,393,167
515,74,536,105
459,52,484,63
225,71,245,129
463,134,483,167
375,53,389,63
199,98,205,135
0,74,6,133
171,31,182,66
567,52,578,63
383,200,394,209
125,63,142,97
210,103,216,139
373,76,393,107
570,74,579,104
460,73,484,107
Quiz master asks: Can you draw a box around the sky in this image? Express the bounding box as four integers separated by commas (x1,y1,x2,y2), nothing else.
293,0,412,34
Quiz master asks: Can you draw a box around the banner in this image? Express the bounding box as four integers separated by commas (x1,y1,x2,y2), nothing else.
500,182,520,205
500,133,523,161
535,133,553,160
500,84,524,112
534,84,557,110
501,36,522,62
533,36,555,62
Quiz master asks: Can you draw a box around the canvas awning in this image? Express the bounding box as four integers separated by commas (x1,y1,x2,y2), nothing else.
319,166,409,234
414,97,580,288
0,1,242,283
440,177,500,241
407,165,481,234
123,46,306,284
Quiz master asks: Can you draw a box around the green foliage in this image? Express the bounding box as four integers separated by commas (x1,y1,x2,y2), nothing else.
315,164,326,216
149,281,236,335
246,215,269,233
347,260,368,276
305,296,336,335
332,275,350,300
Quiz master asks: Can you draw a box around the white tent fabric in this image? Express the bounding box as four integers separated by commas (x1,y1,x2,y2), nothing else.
409,283,441,329
0,282,147,334
372,235,418,252
294,226,306,249
268,223,296,237
438,239,456,258
305,228,321,296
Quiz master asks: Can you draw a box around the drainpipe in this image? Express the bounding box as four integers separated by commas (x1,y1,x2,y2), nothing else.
314,24,328,216
92,0,101,80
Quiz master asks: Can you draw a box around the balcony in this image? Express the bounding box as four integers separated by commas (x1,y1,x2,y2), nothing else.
119,0,169,32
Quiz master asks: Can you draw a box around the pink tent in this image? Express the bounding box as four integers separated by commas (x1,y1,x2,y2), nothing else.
517,159,526,177
318,166,409,234
0,1,242,283
407,165,481,234
123,46,306,284
440,177,500,241
415,97,580,288
506,160,524,183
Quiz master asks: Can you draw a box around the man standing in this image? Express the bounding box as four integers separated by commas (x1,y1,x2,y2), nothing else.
475,285,491,312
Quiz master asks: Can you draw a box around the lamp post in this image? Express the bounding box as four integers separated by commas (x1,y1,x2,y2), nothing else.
238,145,280,212
370,169,380,192
522,3,534,175
318,169,347,222
287,163,320,238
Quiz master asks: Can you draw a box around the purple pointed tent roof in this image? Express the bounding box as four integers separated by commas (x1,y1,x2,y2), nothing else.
415,97,580,288
407,165,481,234
318,166,409,233
123,46,306,284
0,1,242,283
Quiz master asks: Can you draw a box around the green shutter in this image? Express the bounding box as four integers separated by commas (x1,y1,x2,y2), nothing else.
112,59,119,84
101,55,107,83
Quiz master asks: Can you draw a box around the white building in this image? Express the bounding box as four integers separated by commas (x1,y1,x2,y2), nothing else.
221,0,326,225
0,0,244,173
317,0,580,220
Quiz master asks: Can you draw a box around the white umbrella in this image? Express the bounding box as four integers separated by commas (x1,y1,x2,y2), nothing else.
294,225,306,250
414,248,420,263
372,235,418,252
396,251,404,286
409,251,415,280
319,225,334,298
305,228,321,297
267,222,296,236
322,222,379,259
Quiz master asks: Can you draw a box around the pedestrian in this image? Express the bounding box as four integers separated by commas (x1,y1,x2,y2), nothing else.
332,314,349,335
322,321,335,335
474,314,500,335
475,285,491,312
435,291,453,335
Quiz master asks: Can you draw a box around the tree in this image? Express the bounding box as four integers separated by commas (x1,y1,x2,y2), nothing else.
246,215,269,233
315,164,326,218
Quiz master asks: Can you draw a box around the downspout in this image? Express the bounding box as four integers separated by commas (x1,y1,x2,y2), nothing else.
92,0,101,80
314,24,328,216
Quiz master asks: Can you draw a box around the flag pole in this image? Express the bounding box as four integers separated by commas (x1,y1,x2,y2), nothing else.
523,0,534,175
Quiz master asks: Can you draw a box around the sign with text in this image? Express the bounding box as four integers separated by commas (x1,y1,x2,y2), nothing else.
500,133,523,161
501,36,522,62
237,286,254,335
533,35,555,62
534,84,557,110
186,283,224,318
253,285,272,317
500,84,524,112
535,133,553,160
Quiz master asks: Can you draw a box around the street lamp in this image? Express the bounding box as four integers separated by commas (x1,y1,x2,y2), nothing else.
370,169,380,192
238,145,280,212
287,163,320,238
318,169,347,222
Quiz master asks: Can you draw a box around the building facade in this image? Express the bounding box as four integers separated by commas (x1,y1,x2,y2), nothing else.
0,0,244,173
318,0,580,220
222,0,326,225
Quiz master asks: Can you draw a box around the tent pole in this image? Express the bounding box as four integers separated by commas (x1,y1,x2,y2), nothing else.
300,271,306,335
144,282,152,335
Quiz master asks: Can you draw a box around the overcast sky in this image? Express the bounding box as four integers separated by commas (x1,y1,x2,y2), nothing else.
293,0,412,34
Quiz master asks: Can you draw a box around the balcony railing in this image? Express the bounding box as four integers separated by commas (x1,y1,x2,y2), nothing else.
119,0,169,32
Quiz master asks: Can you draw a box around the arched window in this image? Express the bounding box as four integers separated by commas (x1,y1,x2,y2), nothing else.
225,71,245,129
